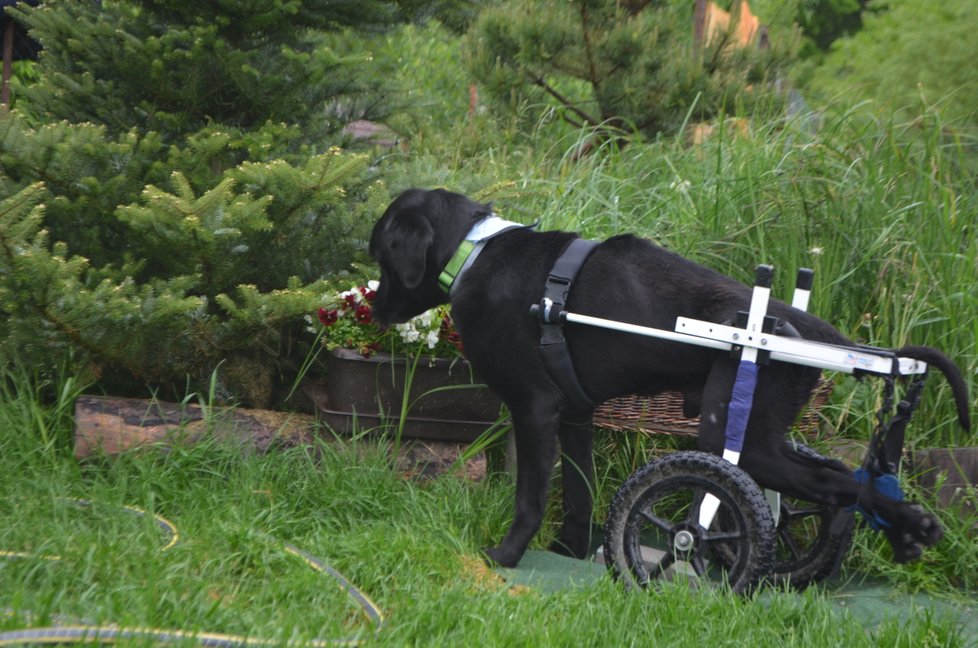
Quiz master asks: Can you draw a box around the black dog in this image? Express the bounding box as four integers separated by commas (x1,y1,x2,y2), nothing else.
369,188,971,568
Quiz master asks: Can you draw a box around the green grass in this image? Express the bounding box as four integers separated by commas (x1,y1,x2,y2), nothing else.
1,366,975,647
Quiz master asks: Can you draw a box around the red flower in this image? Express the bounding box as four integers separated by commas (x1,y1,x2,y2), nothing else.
317,308,339,326
354,304,373,324
440,316,464,352
360,286,377,301
359,341,382,357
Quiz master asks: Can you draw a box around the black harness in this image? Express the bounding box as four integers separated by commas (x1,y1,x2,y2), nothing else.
532,238,599,412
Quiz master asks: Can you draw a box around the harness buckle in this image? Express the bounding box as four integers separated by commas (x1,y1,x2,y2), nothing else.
537,297,565,325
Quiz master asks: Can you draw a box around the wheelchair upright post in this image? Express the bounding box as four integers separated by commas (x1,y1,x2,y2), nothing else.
791,268,814,312
699,265,774,529
720,264,773,465
764,268,815,525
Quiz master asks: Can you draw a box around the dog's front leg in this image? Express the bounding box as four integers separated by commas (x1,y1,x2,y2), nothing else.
484,405,561,568
550,410,596,559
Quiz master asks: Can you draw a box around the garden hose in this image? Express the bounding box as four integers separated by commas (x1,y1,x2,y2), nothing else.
0,499,383,646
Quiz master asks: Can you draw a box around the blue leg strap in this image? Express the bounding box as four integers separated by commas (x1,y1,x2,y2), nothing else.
847,468,905,531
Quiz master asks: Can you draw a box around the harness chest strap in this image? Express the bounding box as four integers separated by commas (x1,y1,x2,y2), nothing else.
438,222,598,412
536,238,600,411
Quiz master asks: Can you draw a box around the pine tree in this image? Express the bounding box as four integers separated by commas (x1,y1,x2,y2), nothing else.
0,110,389,405
9,0,409,143
465,0,796,143
0,1,418,406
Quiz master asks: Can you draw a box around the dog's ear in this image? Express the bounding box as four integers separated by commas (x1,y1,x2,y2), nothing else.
386,216,434,289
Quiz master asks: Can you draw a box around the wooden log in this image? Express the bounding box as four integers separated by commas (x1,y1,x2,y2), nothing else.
73,395,319,458
73,395,487,480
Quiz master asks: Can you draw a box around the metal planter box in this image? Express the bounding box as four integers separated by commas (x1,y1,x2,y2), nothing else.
311,348,503,443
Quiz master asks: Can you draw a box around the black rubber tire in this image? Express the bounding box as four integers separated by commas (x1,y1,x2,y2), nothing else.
603,451,776,594
766,444,855,589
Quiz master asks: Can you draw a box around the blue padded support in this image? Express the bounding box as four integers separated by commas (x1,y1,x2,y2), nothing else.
724,360,759,454
848,468,905,531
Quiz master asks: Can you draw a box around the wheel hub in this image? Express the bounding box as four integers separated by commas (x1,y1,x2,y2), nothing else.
673,528,698,554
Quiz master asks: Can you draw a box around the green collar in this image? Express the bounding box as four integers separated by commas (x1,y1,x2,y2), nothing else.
438,240,476,295
437,216,528,296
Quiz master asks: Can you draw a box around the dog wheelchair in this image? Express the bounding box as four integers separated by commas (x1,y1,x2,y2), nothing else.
538,265,930,592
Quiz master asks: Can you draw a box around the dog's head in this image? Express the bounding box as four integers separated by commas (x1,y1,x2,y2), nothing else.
369,188,492,325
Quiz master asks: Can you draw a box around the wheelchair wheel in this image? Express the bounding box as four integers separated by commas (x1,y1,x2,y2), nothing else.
767,444,855,589
603,451,775,594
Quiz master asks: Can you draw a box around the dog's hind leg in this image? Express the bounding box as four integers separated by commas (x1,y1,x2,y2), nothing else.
483,402,562,568
733,361,943,562
740,440,943,563
693,355,740,457
550,409,596,559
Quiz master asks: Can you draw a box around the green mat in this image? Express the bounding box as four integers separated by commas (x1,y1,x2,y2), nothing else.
499,550,977,634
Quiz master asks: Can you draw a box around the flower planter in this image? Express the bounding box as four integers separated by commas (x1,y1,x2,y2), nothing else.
309,347,503,443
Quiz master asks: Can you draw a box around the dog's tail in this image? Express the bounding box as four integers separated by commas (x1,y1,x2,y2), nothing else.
896,345,971,432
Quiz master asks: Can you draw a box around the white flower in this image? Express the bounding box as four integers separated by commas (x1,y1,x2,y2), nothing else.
396,322,420,343
340,288,361,303
809,246,824,257
367,280,380,291
426,330,439,349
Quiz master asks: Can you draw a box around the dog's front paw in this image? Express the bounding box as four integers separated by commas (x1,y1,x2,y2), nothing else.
482,546,520,568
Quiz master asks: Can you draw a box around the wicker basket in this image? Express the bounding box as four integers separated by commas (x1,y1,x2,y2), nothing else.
593,377,834,438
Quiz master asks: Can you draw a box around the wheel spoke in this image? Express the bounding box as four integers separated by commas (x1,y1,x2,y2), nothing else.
703,529,744,544
778,526,804,560
649,551,675,581
782,505,822,522
637,509,677,535
690,554,709,577
689,488,707,525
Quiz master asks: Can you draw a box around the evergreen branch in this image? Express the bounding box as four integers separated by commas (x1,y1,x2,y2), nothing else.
579,2,601,91
36,301,113,365
562,114,585,130
706,29,736,73
526,70,600,127
0,183,46,248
